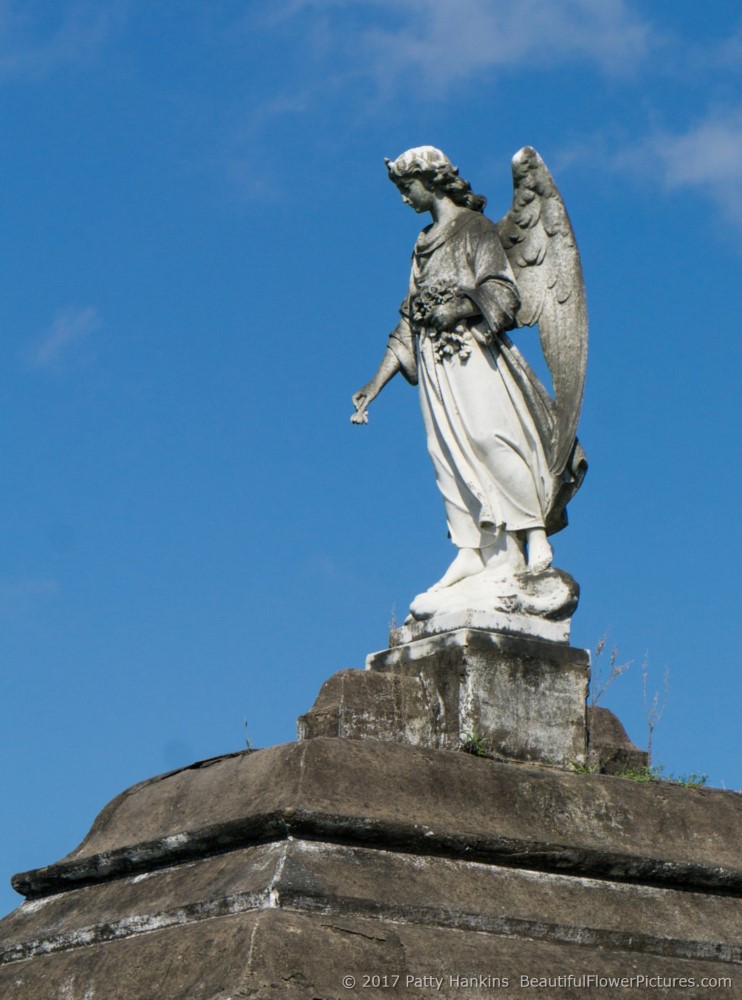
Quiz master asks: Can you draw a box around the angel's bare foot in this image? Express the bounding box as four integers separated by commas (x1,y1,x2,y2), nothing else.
480,529,526,578
526,528,552,573
428,547,483,591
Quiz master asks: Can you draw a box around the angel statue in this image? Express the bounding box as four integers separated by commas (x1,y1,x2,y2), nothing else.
351,146,587,622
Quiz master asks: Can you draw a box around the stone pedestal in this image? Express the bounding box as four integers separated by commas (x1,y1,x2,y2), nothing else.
299,628,590,769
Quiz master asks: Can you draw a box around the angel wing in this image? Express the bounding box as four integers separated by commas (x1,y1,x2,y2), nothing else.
495,147,587,477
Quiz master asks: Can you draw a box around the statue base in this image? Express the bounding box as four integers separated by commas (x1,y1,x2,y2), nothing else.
393,607,570,645
298,628,590,769
403,566,579,645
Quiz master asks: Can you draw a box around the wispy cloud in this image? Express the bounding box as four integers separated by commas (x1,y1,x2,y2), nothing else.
220,0,654,198
580,110,742,224
217,90,316,200
26,306,101,370
0,579,58,599
0,578,59,618
274,0,652,97
650,114,742,204
686,27,742,76
372,0,650,92
0,1,124,84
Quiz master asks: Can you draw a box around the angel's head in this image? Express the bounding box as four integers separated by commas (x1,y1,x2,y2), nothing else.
385,146,486,214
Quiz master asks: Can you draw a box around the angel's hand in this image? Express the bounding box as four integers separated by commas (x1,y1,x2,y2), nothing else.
428,301,460,331
429,297,476,331
351,382,378,424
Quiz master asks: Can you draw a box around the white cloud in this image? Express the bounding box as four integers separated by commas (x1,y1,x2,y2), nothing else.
27,306,101,369
0,1,123,83
280,0,652,95
652,116,742,193
605,111,742,222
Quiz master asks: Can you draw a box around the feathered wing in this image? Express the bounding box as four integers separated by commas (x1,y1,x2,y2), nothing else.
495,147,588,477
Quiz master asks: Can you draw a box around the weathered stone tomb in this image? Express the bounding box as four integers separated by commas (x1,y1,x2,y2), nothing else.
1,626,740,999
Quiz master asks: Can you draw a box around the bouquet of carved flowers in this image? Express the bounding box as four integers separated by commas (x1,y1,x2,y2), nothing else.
411,285,472,363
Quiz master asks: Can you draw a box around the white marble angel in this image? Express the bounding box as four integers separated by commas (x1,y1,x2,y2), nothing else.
352,146,587,619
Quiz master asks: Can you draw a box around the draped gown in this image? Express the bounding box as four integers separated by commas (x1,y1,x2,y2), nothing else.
386,208,582,549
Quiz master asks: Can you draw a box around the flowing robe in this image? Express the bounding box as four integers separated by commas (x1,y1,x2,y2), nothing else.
387,209,580,549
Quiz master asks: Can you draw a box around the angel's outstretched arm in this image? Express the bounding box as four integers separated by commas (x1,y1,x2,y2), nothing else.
351,348,401,424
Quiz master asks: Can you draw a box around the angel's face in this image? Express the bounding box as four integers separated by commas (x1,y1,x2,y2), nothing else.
397,176,435,214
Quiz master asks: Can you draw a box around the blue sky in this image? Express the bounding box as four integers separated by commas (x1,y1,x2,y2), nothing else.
1,0,741,917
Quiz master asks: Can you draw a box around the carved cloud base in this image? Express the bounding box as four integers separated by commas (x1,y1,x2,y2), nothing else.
403,566,579,645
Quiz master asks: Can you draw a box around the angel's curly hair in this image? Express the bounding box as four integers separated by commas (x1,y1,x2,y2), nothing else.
385,146,487,214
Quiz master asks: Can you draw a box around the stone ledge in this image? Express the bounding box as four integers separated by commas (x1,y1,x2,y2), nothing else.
10,738,742,899
3,738,740,1000
587,705,649,774
3,841,739,966
1,907,739,1000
